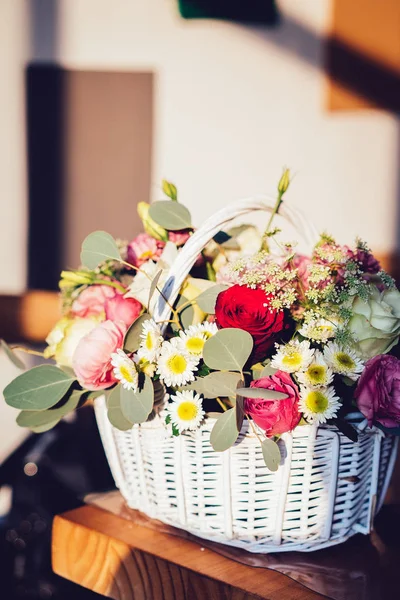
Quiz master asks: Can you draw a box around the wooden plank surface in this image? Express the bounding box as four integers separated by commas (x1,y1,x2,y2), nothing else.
52,504,324,600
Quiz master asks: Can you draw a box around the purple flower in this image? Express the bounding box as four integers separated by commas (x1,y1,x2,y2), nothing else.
355,354,400,428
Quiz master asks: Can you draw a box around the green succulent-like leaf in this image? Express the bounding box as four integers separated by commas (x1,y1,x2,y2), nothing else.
237,388,288,400
107,386,132,431
261,438,281,472
203,328,253,372
183,371,241,399
80,231,121,269
120,375,154,424
124,314,152,353
260,363,278,378
148,270,163,306
149,201,192,231
210,407,239,452
3,365,76,411
16,390,83,429
1,340,25,370
31,419,62,433
195,284,229,314
162,179,178,201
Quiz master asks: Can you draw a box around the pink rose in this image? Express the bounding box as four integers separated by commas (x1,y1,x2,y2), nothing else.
127,233,165,267
244,371,301,437
104,294,141,327
71,284,116,318
168,229,192,246
355,354,400,428
72,320,127,390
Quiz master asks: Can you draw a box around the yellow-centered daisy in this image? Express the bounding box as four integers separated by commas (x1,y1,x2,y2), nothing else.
157,338,198,387
167,390,205,433
178,326,207,357
297,351,333,389
111,349,139,391
271,340,315,373
323,341,364,381
298,318,337,343
299,385,341,425
197,321,218,339
137,319,163,363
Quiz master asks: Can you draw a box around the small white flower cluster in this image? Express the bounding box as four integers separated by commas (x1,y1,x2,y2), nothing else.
271,340,364,425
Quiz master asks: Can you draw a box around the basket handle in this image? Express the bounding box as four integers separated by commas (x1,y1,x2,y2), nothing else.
153,194,319,329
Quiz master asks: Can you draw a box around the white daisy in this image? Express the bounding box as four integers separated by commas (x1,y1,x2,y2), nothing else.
111,349,139,391
298,318,337,343
137,319,163,363
178,326,207,357
299,385,341,425
297,351,333,389
271,340,315,373
156,338,199,387
196,321,218,339
166,390,205,433
323,342,364,381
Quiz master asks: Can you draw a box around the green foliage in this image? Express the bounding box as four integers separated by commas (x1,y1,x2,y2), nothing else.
149,201,192,231
120,375,154,424
210,407,239,451
4,365,76,411
1,340,25,370
124,314,151,353
183,371,241,399
162,179,178,201
80,231,121,269
238,388,287,400
203,328,253,372
148,270,163,305
261,438,281,472
107,386,132,431
174,296,194,330
195,284,228,314
16,390,84,430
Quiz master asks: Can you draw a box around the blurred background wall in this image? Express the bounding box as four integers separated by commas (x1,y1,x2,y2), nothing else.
0,0,399,461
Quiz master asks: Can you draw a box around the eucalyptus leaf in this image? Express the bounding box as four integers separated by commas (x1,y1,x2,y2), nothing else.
261,438,281,472
31,419,61,433
1,340,25,370
174,295,194,330
210,407,239,452
148,270,163,306
260,364,278,378
16,390,83,429
80,230,121,269
4,366,76,411
237,388,288,400
236,379,245,431
195,284,229,314
162,179,178,201
124,314,151,353
120,375,154,424
107,386,132,431
206,412,223,419
149,201,192,231
203,328,253,372
184,371,241,399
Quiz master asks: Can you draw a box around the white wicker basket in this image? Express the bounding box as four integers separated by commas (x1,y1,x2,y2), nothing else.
95,196,398,552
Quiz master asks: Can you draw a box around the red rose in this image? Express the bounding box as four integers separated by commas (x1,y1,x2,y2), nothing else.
244,371,301,437
215,285,286,363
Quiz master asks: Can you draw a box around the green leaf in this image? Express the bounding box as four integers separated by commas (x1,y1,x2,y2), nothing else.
173,295,194,330
120,375,154,424
237,388,288,400
183,371,241,399
260,364,278,378
203,329,253,372
235,379,245,431
3,365,76,411
149,201,192,231
148,270,163,306
1,340,25,370
16,390,83,429
206,412,223,419
124,314,151,353
80,231,121,269
31,419,61,433
210,407,239,452
162,179,178,201
195,284,229,314
261,438,281,472
107,386,132,431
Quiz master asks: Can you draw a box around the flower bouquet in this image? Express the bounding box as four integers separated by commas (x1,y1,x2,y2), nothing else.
3,173,399,552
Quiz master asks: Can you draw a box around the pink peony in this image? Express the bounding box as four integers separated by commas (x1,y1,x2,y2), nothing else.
72,320,127,390
71,284,116,318
127,233,164,267
244,371,301,437
355,354,400,428
104,294,141,327
168,229,192,246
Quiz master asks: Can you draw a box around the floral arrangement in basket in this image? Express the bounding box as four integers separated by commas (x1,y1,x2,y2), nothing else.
3,172,400,471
